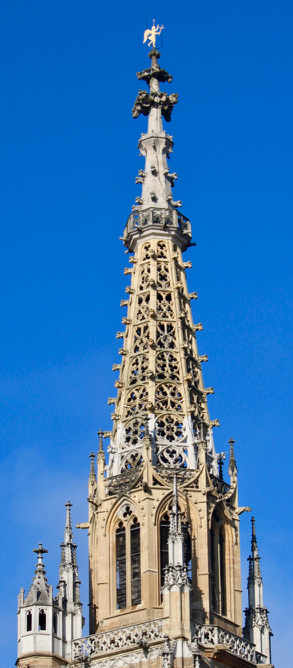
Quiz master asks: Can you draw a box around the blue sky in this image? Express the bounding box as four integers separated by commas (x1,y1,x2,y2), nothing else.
0,1,292,665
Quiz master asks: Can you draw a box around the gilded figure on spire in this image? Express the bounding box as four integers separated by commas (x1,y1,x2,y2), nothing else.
143,19,164,48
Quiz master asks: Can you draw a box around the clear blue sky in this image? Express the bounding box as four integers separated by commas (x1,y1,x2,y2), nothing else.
0,1,292,665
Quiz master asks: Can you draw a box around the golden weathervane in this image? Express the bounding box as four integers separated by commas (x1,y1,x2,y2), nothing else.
143,19,164,48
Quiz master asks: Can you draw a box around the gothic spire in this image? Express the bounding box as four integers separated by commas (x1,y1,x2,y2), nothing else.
105,47,219,481
58,502,81,607
243,517,272,662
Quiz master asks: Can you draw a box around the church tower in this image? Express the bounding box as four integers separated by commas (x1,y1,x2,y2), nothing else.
76,37,273,668
16,26,273,668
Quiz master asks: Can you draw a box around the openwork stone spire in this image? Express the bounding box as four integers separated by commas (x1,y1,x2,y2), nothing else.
107,50,218,478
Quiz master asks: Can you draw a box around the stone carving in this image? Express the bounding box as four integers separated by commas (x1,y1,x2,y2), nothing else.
156,414,186,444
193,624,256,663
73,619,163,658
124,208,192,247
132,90,178,122
155,383,183,412
129,355,148,385
157,292,174,319
125,386,148,418
135,292,150,322
204,387,214,395
156,351,180,382
124,418,147,448
160,636,176,668
112,364,121,371
137,64,172,85
121,449,143,473
162,563,191,590
157,445,187,468
106,469,142,496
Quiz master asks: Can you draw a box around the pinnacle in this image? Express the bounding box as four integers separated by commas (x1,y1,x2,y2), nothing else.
251,516,258,550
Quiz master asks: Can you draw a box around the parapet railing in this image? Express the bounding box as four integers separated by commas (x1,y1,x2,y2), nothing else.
194,623,267,664
123,207,192,243
73,618,163,658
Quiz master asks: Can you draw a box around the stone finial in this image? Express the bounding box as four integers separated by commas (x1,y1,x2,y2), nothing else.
228,437,237,477
89,452,96,482
97,429,105,457
217,453,226,480
33,543,48,570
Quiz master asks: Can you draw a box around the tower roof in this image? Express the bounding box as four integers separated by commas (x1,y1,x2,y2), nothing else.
105,47,220,484
24,544,52,606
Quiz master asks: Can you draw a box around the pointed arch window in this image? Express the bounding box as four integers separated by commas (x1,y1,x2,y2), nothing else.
211,517,227,616
131,518,141,605
116,516,141,609
26,610,32,632
38,609,46,631
53,612,58,635
219,525,227,616
116,522,126,610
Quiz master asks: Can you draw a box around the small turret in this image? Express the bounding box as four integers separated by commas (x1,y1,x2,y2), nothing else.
17,544,59,666
243,517,272,664
17,504,83,668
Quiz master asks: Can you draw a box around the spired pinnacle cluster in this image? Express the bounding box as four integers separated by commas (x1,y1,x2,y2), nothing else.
16,42,273,668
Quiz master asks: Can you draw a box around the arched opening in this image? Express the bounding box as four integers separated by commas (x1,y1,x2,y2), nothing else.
219,525,227,616
116,522,126,609
38,609,46,631
160,512,170,589
26,610,32,632
211,514,227,616
115,515,141,609
130,518,141,605
53,612,58,635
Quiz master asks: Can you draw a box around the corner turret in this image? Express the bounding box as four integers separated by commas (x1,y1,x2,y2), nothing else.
17,504,83,668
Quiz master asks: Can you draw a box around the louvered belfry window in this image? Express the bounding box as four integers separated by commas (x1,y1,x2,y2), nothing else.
160,513,170,589
130,519,141,605
116,517,141,609
116,523,126,609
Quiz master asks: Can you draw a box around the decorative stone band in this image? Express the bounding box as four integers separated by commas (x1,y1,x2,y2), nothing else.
194,623,267,664
73,618,163,659
123,208,192,252
162,563,192,591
